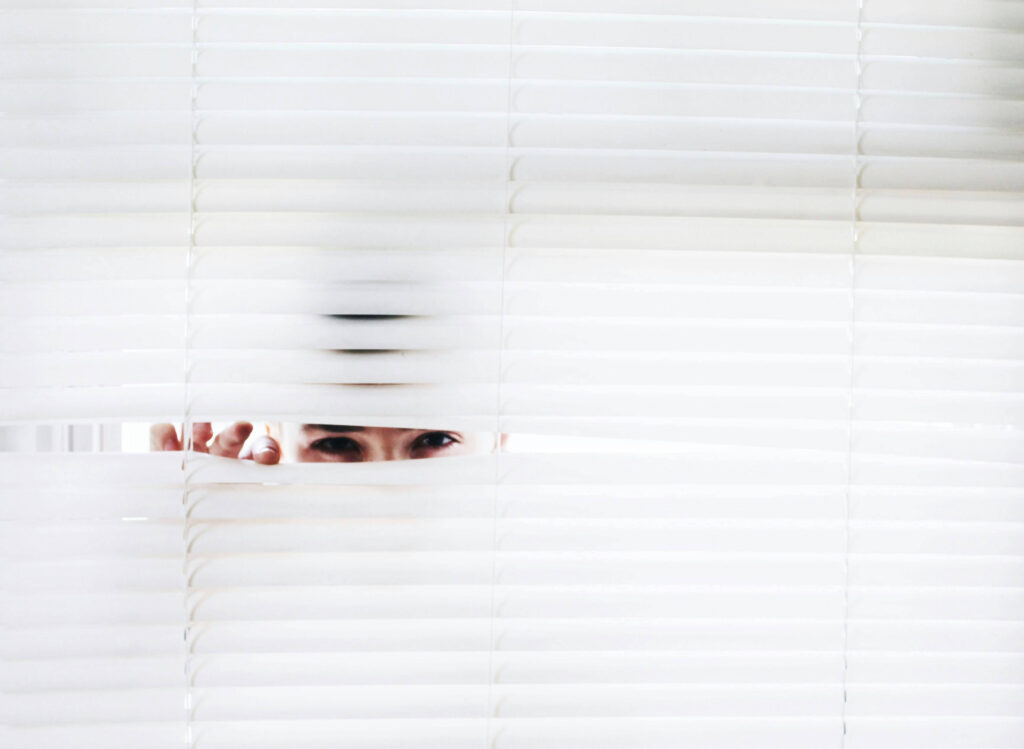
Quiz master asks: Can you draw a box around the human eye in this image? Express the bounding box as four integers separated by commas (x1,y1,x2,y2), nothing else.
410,431,460,457
309,436,362,459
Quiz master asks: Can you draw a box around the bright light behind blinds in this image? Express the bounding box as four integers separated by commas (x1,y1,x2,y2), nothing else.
3,1,1024,748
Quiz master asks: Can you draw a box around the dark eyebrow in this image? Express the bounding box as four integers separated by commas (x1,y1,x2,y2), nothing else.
300,424,418,434
301,424,365,433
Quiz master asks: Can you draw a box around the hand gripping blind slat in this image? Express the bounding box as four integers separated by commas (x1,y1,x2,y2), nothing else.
2,2,1023,749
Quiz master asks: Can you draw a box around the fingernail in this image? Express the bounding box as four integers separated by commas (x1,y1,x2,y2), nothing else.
254,446,279,462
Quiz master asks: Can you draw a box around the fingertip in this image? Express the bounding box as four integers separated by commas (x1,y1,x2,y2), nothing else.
183,422,211,453
150,423,179,451
252,436,281,465
254,446,281,465
232,421,254,442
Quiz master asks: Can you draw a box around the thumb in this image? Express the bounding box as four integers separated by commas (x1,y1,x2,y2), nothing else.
240,434,281,465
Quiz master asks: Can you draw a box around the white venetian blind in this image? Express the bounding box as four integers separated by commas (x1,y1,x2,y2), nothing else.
3,1,1024,748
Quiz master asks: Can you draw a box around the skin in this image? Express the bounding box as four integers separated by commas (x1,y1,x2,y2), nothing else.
150,422,504,464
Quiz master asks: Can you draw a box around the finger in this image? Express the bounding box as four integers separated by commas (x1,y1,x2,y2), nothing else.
150,423,180,452
190,422,213,453
241,435,281,465
209,421,253,459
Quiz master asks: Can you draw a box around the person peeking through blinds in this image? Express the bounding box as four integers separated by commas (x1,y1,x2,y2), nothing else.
149,422,504,464
149,315,506,462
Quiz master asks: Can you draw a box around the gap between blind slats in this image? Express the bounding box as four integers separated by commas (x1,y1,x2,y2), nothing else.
7,617,1021,653
2,453,1022,489
7,186,1022,228
3,0,1024,26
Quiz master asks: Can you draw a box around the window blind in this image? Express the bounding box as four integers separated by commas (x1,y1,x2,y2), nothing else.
3,1,1024,748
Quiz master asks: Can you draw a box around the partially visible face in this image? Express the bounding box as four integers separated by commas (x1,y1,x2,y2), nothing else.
279,424,501,463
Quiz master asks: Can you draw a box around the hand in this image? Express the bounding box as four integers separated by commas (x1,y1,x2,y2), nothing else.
149,421,281,465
